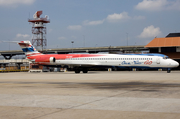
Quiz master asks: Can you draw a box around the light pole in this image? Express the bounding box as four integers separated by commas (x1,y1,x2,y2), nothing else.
126,33,128,46
9,39,10,51
71,41,74,53
83,35,85,47
95,44,97,53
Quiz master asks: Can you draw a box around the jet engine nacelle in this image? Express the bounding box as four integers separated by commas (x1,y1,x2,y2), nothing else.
34,57,56,63
49,57,56,63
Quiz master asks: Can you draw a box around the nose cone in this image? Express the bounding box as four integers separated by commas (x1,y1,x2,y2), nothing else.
173,61,179,67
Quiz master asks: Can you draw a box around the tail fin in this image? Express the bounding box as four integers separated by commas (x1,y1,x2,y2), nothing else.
18,41,41,56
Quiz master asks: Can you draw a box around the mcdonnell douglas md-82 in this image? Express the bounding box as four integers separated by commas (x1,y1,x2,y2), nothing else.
18,41,179,73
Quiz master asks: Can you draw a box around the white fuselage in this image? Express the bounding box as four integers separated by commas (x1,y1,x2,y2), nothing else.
52,54,179,68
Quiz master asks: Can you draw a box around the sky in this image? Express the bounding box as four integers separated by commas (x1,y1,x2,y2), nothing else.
0,0,180,51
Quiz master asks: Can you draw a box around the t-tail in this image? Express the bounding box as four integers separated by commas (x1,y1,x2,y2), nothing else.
18,41,42,57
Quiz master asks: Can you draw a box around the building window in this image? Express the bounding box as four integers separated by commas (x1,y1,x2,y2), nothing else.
161,47,176,52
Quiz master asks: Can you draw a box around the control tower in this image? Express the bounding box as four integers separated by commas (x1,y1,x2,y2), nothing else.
28,11,50,51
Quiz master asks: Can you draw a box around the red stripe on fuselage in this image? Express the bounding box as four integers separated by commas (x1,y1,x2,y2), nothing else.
27,54,105,60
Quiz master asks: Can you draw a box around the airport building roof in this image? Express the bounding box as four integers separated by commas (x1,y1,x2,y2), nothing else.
145,37,180,48
166,33,180,37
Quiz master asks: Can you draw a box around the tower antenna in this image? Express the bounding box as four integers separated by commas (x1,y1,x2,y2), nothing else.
28,11,50,51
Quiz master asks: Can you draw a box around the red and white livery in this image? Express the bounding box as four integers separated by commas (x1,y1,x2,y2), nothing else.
18,41,179,73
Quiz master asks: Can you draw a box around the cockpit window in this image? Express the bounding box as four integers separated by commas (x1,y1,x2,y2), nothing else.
163,56,169,59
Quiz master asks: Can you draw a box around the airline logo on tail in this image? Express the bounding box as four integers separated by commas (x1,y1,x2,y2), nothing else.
18,41,42,57
18,41,36,52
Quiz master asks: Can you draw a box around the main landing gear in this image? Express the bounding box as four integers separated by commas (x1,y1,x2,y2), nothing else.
74,68,88,74
75,70,80,73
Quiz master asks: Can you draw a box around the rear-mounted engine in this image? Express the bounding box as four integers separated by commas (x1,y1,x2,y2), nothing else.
49,57,56,63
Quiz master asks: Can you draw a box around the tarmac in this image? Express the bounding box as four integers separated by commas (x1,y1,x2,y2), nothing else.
0,71,180,119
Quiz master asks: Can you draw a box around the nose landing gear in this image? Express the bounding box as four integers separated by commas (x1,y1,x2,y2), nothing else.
167,68,171,73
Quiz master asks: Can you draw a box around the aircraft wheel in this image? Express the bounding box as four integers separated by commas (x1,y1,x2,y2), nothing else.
75,70,80,73
83,70,88,73
167,69,171,73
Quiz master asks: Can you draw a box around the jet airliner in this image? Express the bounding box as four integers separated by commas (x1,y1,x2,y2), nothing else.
18,41,179,73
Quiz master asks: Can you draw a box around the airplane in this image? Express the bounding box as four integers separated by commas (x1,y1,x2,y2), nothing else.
18,41,179,73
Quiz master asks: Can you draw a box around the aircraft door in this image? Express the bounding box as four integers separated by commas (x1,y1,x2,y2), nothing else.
156,57,160,64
